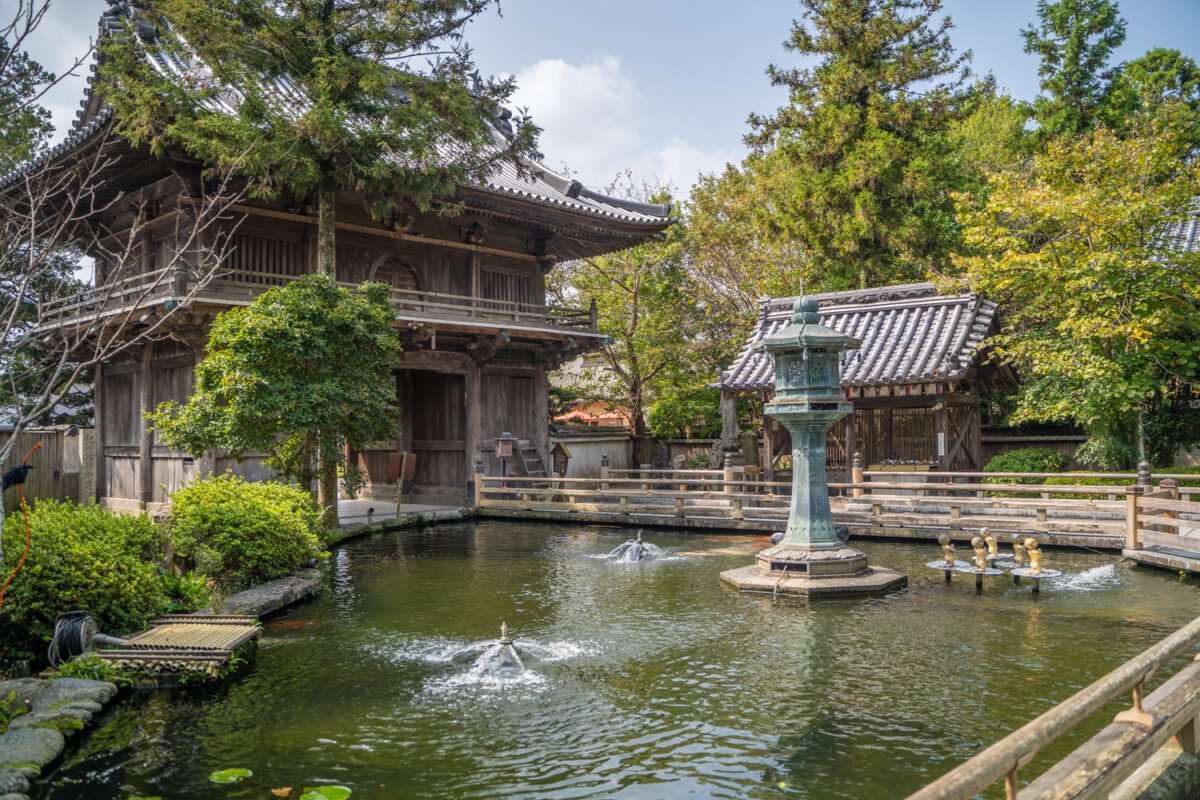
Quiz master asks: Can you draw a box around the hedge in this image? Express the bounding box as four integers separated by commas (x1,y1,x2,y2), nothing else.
168,474,322,593
0,501,169,661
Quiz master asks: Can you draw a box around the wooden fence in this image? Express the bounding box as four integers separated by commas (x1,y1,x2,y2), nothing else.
0,427,95,508
907,611,1200,799
475,464,1200,549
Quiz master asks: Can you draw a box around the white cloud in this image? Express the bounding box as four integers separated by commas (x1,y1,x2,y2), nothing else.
513,56,737,194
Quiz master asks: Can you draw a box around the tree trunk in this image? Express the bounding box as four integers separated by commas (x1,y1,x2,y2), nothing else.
317,437,339,529
629,385,652,465
1135,413,1148,467
317,179,337,278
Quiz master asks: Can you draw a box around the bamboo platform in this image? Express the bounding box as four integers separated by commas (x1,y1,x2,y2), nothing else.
97,615,261,675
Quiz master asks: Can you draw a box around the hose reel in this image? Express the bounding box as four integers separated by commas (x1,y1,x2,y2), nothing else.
48,611,130,667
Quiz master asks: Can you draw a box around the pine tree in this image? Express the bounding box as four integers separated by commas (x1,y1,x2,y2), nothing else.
1022,0,1126,139
747,0,971,289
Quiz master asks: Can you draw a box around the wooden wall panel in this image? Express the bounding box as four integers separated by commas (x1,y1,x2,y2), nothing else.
409,371,466,499
103,372,139,446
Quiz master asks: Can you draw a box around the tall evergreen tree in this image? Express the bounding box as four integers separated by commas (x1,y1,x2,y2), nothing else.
1103,48,1200,142
1022,0,1126,139
747,0,971,289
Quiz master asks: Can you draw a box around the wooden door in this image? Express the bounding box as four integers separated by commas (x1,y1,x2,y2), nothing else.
409,371,467,503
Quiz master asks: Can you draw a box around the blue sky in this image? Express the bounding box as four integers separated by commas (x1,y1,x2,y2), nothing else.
26,0,1200,194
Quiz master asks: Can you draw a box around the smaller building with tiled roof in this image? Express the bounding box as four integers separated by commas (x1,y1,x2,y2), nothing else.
718,283,1011,476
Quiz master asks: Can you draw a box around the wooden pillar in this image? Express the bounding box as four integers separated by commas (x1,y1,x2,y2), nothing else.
844,411,856,476
719,389,739,443
762,417,774,483
533,363,549,458
465,361,481,495
1125,484,1145,549
138,341,155,507
969,404,984,469
934,403,949,471
93,362,105,503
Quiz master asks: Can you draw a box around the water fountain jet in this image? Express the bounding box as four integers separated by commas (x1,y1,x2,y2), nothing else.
607,530,666,562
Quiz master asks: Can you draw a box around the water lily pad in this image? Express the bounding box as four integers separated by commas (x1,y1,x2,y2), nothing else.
209,768,253,784
300,786,352,800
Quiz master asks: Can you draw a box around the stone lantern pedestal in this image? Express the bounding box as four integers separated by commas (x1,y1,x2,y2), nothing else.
720,297,906,598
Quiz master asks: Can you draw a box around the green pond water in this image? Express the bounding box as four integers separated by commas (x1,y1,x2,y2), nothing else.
39,521,1200,800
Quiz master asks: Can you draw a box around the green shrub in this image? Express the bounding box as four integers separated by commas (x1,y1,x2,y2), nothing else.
1042,473,1135,499
982,448,1070,496
160,571,212,613
0,501,169,661
1074,435,1136,471
168,474,322,593
49,654,133,688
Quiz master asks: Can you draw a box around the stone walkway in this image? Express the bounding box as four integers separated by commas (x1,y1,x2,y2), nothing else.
0,678,119,800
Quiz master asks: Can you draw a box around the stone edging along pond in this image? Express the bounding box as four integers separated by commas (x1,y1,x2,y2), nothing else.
0,507,472,800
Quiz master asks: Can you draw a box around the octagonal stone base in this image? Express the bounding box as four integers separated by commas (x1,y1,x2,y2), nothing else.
720,563,907,597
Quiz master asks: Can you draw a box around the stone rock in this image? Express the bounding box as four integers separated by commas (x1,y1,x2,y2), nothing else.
216,568,321,617
0,767,30,794
54,700,103,714
0,727,65,769
8,706,92,733
0,794,29,800
29,679,116,712
0,681,45,711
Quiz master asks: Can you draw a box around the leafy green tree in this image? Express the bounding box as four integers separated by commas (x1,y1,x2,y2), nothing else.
1022,0,1126,139
548,186,720,460
953,106,1200,462
151,276,400,526
683,151,812,335
746,0,972,289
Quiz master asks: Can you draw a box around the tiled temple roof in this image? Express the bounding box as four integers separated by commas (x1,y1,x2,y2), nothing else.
1163,207,1200,254
718,283,998,391
1,2,671,230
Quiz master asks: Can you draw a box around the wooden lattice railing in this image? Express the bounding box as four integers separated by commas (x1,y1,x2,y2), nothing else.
36,266,598,333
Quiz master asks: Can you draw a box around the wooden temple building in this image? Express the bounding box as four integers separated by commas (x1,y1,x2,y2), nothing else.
5,6,670,509
718,283,1012,478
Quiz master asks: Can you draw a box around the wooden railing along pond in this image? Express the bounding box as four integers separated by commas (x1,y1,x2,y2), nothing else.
476,465,1200,550
906,611,1200,800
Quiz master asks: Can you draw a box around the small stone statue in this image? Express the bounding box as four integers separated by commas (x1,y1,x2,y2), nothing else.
971,536,987,571
1025,538,1043,575
983,528,998,560
1012,535,1028,567
937,533,955,568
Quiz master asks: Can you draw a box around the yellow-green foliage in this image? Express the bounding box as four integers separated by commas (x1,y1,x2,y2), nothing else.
0,502,168,661
168,474,322,593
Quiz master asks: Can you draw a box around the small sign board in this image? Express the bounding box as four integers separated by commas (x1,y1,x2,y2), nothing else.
551,442,571,477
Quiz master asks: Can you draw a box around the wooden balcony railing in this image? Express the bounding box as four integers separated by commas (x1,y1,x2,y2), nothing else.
36,267,599,334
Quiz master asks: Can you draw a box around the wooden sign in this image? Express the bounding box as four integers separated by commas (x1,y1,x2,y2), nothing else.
550,442,571,477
